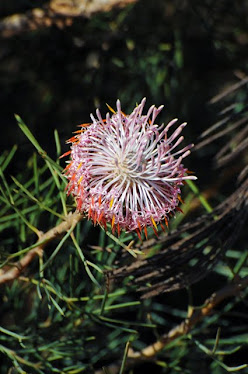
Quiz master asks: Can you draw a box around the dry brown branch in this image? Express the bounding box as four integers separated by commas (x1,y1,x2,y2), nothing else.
0,211,83,284
50,0,137,16
130,276,248,359
95,275,248,374
0,0,137,38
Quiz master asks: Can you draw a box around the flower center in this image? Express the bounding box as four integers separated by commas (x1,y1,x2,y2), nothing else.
113,150,145,182
114,157,131,179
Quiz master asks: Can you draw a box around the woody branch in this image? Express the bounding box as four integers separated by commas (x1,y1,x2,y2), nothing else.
0,211,83,284
0,0,137,38
95,275,248,374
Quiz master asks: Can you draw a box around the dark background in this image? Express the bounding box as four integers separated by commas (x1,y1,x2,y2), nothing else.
1,0,247,175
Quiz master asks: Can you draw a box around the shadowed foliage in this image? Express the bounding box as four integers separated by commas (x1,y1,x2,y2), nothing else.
110,169,248,298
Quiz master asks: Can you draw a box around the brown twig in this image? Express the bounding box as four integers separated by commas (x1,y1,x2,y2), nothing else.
0,0,137,38
0,211,83,284
130,277,248,359
95,275,248,374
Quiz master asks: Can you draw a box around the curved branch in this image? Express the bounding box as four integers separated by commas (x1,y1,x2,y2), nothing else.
129,276,248,359
95,275,248,374
0,0,137,38
0,211,83,284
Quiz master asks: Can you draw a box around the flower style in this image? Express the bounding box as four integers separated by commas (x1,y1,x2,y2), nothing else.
62,98,197,238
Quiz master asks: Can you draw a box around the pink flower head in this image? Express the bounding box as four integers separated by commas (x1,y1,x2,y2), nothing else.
62,98,197,238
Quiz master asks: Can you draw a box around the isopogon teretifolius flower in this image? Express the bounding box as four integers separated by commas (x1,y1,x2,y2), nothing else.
61,98,197,238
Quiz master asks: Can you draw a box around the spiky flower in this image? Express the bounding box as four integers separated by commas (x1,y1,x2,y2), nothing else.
62,98,197,238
